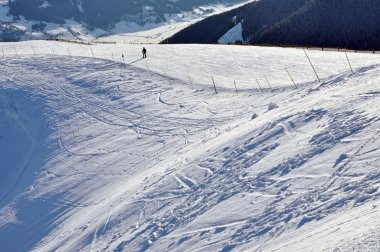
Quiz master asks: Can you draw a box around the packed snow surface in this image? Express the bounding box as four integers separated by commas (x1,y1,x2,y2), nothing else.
0,41,380,251
218,22,244,44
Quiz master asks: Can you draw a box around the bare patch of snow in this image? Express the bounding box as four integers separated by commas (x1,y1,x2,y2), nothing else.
218,22,244,44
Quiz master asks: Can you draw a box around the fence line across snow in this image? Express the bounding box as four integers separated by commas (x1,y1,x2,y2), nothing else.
41,39,380,55
1,41,379,95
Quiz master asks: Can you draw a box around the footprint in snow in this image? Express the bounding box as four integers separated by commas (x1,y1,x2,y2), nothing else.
333,153,348,168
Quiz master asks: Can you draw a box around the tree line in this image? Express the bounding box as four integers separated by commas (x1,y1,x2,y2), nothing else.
167,0,380,51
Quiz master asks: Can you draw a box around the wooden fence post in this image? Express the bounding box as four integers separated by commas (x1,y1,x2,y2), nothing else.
234,80,238,94
1,46,4,59
256,79,263,93
303,49,320,82
345,52,353,73
90,48,95,59
265,75,273,91
67,48,71,57
145,60,150,71
285,67,297,88
188,72,194,89
52,48,55,56
31,46,36,56
211,76,217,94
13,44,18,57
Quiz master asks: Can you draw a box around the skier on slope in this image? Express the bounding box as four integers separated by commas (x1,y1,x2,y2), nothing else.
142,47,147,58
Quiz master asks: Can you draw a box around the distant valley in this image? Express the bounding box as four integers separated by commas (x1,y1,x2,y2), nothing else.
0,0,250,42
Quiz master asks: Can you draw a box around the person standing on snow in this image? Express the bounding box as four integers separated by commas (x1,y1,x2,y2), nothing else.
142,47,147,58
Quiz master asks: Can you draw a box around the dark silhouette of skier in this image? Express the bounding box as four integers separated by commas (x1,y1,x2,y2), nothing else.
142,47,147,58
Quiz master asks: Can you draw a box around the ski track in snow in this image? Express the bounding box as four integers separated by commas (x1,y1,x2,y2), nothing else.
0,42,380,252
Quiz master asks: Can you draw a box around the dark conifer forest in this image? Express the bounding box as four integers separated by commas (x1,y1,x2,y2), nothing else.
166,0,380,50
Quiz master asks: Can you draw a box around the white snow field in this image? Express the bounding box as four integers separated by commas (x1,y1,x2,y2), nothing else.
0,41,380,252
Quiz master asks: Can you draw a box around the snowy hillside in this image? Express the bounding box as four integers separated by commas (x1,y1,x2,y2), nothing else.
0,0,252,43
218,22,244,44
0,41,380,251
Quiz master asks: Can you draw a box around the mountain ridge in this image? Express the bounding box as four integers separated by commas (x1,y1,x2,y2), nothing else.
166,0,380,51
0,0,251,42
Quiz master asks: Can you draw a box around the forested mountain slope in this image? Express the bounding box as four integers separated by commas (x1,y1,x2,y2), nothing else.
8,0,243,29
0,0,249,42
167,0,380,50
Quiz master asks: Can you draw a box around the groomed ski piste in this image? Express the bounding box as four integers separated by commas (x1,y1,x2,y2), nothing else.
0,41,380,251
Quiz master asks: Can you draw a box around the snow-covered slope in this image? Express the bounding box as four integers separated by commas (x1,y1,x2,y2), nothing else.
218,22,244,44
0,41,380,251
